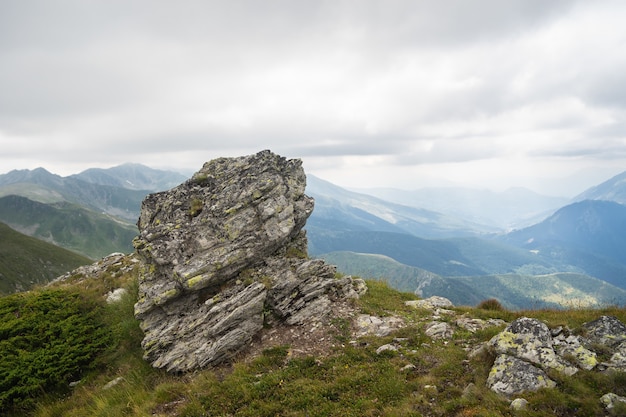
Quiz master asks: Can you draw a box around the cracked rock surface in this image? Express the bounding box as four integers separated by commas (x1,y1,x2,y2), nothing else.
133,150,365,372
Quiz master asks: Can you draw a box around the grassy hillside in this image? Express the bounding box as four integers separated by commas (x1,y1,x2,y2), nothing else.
0,195,137,259
0,222,91,294
2,256,624,416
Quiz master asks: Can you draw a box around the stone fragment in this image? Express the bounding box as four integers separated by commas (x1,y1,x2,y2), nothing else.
487,354,556,396
106,288,128,304
355,314,404,337
405,296,454,310
456,316,488,333
582,316,626,349
600,393,626,415
510,398,529,411
376,344,399,355
424,321,454,340
488,317,578,375
554,335,597,371
103,377,125,390
604,341,626,372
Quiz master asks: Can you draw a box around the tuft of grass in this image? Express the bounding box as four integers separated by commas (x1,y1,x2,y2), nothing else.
356,279,419,317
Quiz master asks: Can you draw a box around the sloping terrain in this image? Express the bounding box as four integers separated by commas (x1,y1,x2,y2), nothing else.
0,195,137,259
319,251,626,310
502,200,626,289
0,222,90,294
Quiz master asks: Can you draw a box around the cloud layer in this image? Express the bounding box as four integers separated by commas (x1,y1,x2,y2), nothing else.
1,0,625,195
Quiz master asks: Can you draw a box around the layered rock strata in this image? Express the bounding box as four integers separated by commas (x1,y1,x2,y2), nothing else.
133,150,365,372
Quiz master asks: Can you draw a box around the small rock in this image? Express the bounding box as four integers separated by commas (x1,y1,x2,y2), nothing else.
106,288,128,304
401,364,416,372
103,377,125,390
405,296,454,310
376,344,399,355
424,321,454,340
456,316,487,333
510,398,529,411
600,393,626,414
355,314,404,337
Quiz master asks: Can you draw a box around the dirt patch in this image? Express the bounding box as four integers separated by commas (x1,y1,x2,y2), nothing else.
245,300,359,361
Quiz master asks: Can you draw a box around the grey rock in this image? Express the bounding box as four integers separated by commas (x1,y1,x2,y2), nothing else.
376,344,399,354
355,314,404,337
487,354,556,396
133,151,364,372
600,393,626,414
405,296,454,310
510,398,529,411
554,334,597,371
103,377,125,390
424,321,454,340
456,316,488,333
582,315,626,349
106,288,128,304
488,317,578,376
604,341,626,372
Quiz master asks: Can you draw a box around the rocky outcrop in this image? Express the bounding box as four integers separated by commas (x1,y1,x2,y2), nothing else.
133,151,366,372
486,315,626,397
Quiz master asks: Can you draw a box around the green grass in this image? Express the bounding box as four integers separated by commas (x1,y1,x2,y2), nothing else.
0,222,91,294
0,261,622,417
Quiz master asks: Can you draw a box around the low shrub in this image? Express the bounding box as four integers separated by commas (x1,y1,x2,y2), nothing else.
0,289,111,414
477,298,505,311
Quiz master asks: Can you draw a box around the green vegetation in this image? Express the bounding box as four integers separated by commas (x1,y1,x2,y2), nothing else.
0,195,138,259
0,222,91,294
0,259,624,416
0,289,111,414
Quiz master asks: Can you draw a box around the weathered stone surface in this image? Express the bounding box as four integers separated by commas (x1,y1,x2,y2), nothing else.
355,314,405,337
488,317,578,376
554,334,597,371
510,398,529,411
582,315,626,349
133,151,366,372
424,321,454,340
486,316,626,396
487,354,556,397
600,392,626,415
405,295,454,310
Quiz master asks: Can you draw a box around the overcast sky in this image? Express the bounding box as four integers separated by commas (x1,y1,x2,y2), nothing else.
2,0,626,196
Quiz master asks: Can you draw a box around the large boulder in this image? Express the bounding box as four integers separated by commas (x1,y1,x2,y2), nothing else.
133,150,365,372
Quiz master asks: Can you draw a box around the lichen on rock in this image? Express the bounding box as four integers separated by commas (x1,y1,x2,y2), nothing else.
133,150,366,372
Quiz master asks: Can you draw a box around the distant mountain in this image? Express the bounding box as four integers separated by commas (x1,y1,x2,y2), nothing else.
0,167,148,222
71,163,188,191
319,251,626,310
355,185,567,230
0,164,189,223
0,222,91,294
306,175,495,239
0,195,138,259
574,170,626,204
502,200,626,288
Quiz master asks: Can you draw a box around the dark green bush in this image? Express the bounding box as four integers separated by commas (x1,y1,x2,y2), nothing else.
477,298,505,311
0,289,112,413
